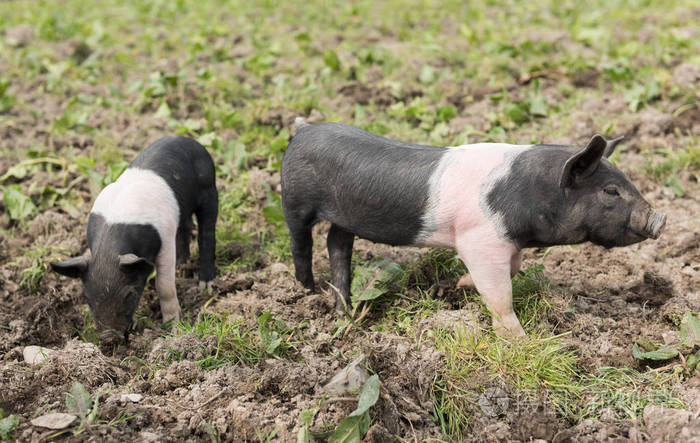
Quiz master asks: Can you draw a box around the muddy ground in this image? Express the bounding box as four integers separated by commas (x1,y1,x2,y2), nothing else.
1,3,700,442
2,101,699,442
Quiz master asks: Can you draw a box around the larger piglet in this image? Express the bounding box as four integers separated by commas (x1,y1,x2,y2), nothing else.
51,136,218,339
281,121,666,336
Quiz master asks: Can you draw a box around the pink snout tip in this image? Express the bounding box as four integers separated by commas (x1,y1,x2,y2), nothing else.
647,211,666,239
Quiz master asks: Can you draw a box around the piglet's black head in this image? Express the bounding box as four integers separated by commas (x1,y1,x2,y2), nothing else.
51,253,154,335
556,134,666,248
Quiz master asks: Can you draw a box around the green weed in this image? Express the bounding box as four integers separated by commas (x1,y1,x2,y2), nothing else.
0,410,19,441
166,311,301,369
9,245,54,293
170,313,262,369
76,305,101,346
641,141,700,197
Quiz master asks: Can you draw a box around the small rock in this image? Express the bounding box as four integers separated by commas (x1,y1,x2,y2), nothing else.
23,346,54,364
31,413,77,430
323,355,368,395
120,393,143,403
643,404,694,440
662,330,680,345
268,263,289,275
140,431,161,442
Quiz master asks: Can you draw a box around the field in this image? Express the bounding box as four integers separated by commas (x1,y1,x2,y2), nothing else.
1,0,699,441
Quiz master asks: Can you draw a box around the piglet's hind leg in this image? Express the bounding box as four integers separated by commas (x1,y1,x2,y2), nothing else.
288,218,315,291
327,224,354,314
196,187,218,289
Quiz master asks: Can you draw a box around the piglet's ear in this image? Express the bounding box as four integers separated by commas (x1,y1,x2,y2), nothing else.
603,135,625,158
119,254,154,274
559,134,607,188
51,256,89,279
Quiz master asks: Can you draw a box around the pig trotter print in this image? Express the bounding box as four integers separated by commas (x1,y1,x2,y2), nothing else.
281,123,666,336
51,136,218,339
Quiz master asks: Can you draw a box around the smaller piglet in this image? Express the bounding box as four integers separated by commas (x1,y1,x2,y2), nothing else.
51,136,218,340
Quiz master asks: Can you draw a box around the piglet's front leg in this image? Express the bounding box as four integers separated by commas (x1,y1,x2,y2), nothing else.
156,238,181,324
457,238,525,337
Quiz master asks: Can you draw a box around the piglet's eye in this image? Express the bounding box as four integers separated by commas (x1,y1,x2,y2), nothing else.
604,187,619,196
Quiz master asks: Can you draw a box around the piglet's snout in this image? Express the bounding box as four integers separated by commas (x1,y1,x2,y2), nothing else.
645,210,666,239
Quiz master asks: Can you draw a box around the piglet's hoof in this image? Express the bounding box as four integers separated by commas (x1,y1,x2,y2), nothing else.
335,300,351,318
162,310,181,326
198,280,214,293
456,274,475,289
493,320,526,338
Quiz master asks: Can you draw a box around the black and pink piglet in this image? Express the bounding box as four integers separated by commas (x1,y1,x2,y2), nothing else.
51,136,218,340
281,121,666,337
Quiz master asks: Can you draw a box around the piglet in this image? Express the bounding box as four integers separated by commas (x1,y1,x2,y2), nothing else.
281,121,666,336
51,136,218,340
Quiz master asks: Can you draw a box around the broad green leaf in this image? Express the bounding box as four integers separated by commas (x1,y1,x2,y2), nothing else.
154,101,171,118
436,105,457,123
351,262,402,302
0,414,19,440
299,409,315,426
35,185,59,210
0,165,28,182
636,338,656,352
419,64,435,84
3,185,37,221
324,50,340,71
297,426,316,443
680,312,700,348
529,95,548,117
198,132,218,147
348,375,379,417
353,286,383,302
350,266,381,302
66,382,92,418
265,337,282,355
504,102,529,125
687,351,699,373
632,343,679,361
329,416,361,443
258,311,273,342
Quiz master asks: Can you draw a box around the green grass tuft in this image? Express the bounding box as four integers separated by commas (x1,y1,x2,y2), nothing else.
169,313,263,369
432,329,580,437
165,312,302,370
